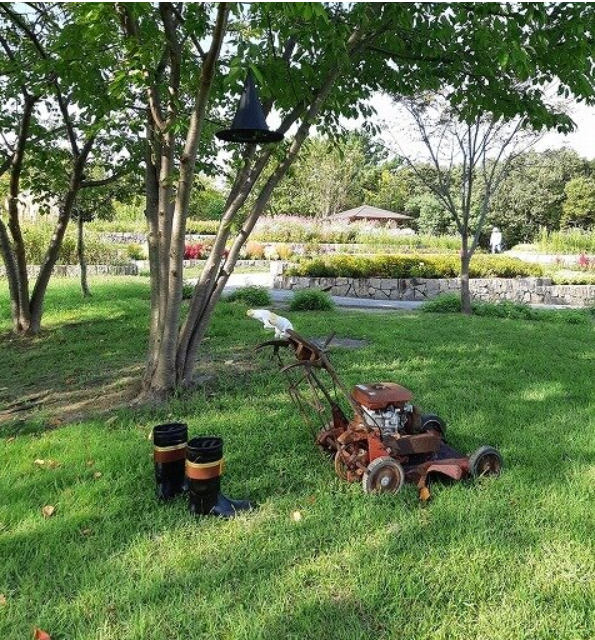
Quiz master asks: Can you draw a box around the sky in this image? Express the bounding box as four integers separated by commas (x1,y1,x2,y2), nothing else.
534,101,595,159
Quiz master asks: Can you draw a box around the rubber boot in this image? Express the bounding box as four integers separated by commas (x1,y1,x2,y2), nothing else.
186,436,253,518
153,423,188,500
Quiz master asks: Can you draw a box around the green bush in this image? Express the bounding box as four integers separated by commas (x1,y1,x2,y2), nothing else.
226,285,272,306
534,228,595,254
422,295,591,325
421,293,461,313
186,220,220,235
289,289,335,311
127,243,146,260
288,254,543,279
548,272,595,285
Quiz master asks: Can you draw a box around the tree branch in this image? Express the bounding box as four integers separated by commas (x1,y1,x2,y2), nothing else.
80,169,128,189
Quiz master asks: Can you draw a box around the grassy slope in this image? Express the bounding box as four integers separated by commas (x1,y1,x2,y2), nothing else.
1,279,595,639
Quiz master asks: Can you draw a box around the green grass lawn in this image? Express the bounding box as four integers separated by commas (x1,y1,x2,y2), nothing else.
1,278,595,639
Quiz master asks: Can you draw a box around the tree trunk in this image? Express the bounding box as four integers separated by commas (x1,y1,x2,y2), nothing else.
0,95,38,334
138,4,229,402
0,217,30,333
142,117,162,390
460,248,472,315
77,215,91,297
27,141,93,334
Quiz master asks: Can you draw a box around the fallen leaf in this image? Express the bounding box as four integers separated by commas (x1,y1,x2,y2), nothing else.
291,511,302,522
86,459,95,467
6,437,16,443
34,628,52,640
307,495,316,505
80,527,92,537
35,459,60,469
42,505,56,518
106,416,117,426
48,417,63,427
93,471,102,479
224,360,234,365
0,593,6,606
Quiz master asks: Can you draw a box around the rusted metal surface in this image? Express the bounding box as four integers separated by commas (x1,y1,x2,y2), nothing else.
352,383,413,409
258,329,502,499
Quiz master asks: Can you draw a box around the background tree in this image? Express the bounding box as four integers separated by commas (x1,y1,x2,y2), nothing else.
365,162,418,213
0,4,135,334
72,165,141,297
561,176,595,229
405,192,454,235
267,133,385,217
399,96,537,313
189,176,226,221
488,149,591,245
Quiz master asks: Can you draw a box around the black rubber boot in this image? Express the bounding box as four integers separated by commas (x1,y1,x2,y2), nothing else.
186,436,253,518
153,423,188,500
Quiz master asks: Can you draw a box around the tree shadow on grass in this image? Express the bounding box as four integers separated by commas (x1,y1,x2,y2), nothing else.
0,312,148,435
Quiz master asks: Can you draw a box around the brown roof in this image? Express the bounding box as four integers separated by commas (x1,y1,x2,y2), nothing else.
328,205,413,222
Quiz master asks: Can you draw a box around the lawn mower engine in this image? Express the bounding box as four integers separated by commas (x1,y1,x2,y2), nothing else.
354,383,418,437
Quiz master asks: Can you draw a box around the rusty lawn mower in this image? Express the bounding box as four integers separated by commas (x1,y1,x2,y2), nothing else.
258,328,502,501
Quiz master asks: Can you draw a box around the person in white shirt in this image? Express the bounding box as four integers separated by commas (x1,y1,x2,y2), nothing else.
490,227,503,254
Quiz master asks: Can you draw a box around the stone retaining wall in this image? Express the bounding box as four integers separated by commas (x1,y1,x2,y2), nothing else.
0,264,138,278
101,232,212,244
133,259,271,271
274,275,595,307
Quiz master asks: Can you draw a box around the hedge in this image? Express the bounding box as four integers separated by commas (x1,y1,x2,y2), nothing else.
287,254,544,279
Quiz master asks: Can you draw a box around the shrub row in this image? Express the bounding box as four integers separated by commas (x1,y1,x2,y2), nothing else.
422,293,593,325
535,229,595,254
225,285,334,311
186,220,220,235
287,254,544,279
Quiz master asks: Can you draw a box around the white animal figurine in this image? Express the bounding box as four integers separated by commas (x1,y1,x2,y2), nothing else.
247,309,293,338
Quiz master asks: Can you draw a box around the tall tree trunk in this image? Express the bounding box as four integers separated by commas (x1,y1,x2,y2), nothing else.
77,215,91,297
143,117,162,388
0,217,29,333
139,3,229,402
460,242,472,315
1,95,38,333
